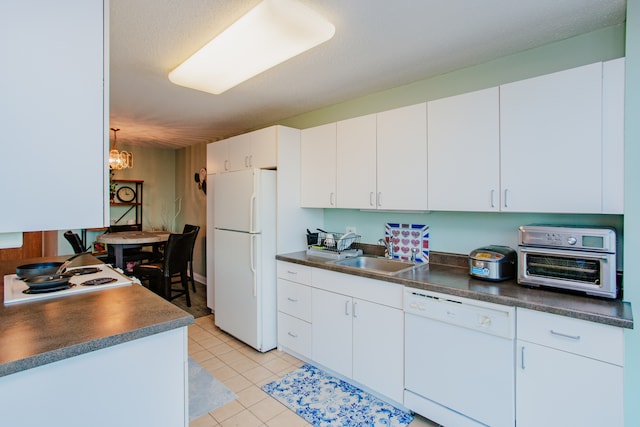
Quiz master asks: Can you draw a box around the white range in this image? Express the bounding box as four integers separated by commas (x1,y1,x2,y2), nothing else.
4,264,133,305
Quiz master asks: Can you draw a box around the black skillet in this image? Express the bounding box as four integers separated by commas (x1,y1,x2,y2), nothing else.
16,262,64,280
15,252,89,279
23,273,74,290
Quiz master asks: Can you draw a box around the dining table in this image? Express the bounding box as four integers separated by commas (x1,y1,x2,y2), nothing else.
96,230,171,270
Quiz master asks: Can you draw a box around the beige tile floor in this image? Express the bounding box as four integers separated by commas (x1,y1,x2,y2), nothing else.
188,314,438,427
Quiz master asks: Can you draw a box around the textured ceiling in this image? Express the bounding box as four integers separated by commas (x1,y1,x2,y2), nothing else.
109,0,626,149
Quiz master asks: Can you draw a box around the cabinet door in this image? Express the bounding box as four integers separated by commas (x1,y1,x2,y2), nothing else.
500,63,603,213
301,123,337,208
0,0,106,232
227,133,252,171
336,114,377,209
206,140,229,174
311,288,352,378
602,58,625,214
516,341,623,427
250,126,277,169
377,103,428,210
352,298,404,403
428,88,500,211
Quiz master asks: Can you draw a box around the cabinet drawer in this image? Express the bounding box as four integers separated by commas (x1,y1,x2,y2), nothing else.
278,312,311,358
517,308,623,365
277,261,312,285
311,267,403,309
277,279,312,322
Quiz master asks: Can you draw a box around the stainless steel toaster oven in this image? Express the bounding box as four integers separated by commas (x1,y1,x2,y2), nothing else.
517,225,618,299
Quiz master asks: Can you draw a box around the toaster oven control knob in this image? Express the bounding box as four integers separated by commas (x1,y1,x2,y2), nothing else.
567,236,577,246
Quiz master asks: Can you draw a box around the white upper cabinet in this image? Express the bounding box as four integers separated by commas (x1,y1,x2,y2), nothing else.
428,87,500,211
300,123,337,208
602,58,625,214
207,126,279,174
228,127,277,170
227,133,253,170
500,62,604,213
336,114,377,209
207,139,230,174
0,0,107,232
249,126,278,169
428,60,624,214
377,103,428,211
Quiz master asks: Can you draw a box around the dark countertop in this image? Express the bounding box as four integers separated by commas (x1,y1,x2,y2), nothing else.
0,254,194,377
277,251,633,329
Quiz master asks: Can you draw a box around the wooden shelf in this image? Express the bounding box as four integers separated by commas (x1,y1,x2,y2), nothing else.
110,180,143,228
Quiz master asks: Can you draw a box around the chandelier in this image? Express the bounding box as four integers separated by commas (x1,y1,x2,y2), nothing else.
108,127,133,170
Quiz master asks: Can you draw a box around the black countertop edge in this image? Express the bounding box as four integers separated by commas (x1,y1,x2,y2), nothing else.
276,252,633,330
0,315,193,377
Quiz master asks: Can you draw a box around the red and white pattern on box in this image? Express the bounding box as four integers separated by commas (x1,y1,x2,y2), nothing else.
384,223,429,263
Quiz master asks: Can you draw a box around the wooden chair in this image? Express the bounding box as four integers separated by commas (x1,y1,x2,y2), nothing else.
133,230,195,306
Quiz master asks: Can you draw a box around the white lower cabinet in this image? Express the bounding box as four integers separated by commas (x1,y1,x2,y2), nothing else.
312,288,353,377
516,308,624,427
276,262,313,359
311,268,404,404
352,297,404,403
277,262,404,404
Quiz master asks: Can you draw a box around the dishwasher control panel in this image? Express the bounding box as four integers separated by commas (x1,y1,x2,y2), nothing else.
404,289,515,339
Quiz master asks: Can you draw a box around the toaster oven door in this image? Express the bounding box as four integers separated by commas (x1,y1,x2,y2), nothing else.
518,247,616,298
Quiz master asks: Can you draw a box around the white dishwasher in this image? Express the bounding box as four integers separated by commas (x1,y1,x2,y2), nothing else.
404,289,515,427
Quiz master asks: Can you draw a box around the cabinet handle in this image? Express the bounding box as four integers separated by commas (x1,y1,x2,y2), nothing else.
244,155,249,167
377,192,382,207
353,301,358,318
521,346,525,370
550,330,581,341
286,270,297,275
490,190,495,208
287,331,298,338
345,300,350,316
248,155,253,167
504,189,509,208
330,192,335,206
224,160,229,171
287,297,298,302
369,192,375,207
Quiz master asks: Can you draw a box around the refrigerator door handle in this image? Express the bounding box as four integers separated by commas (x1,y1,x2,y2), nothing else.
250,234,257,297
249,193,257,233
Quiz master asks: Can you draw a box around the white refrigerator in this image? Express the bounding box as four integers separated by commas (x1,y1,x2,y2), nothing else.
213,168,277,352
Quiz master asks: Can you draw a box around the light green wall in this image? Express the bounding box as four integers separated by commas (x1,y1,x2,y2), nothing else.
112,143,176,231
280,24,625,129
624,1,640,425
174,143,207,278
58,144,177,256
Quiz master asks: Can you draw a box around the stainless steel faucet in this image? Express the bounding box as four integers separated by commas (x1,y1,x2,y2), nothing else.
378,238,394,259
410,247,419,265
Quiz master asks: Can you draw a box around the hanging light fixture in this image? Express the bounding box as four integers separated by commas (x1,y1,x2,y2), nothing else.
168,0,335,94
108,127,133,170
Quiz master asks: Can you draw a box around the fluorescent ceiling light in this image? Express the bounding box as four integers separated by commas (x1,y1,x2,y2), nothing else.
168,0,335,95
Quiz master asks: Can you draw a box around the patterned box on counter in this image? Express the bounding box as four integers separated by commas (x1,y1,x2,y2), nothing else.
384,223,429,263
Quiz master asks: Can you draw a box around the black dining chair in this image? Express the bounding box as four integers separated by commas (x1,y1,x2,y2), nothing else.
133,230,195,306
64,231,86,254
182,224,201,292
64,230,113,263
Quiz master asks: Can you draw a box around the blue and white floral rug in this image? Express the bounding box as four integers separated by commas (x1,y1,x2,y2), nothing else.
262,364,414,427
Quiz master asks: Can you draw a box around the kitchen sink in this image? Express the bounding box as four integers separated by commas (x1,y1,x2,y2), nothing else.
332,255,417,275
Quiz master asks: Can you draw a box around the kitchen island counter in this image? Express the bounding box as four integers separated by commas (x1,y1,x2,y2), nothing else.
0,254,193,377
277,251,633,329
